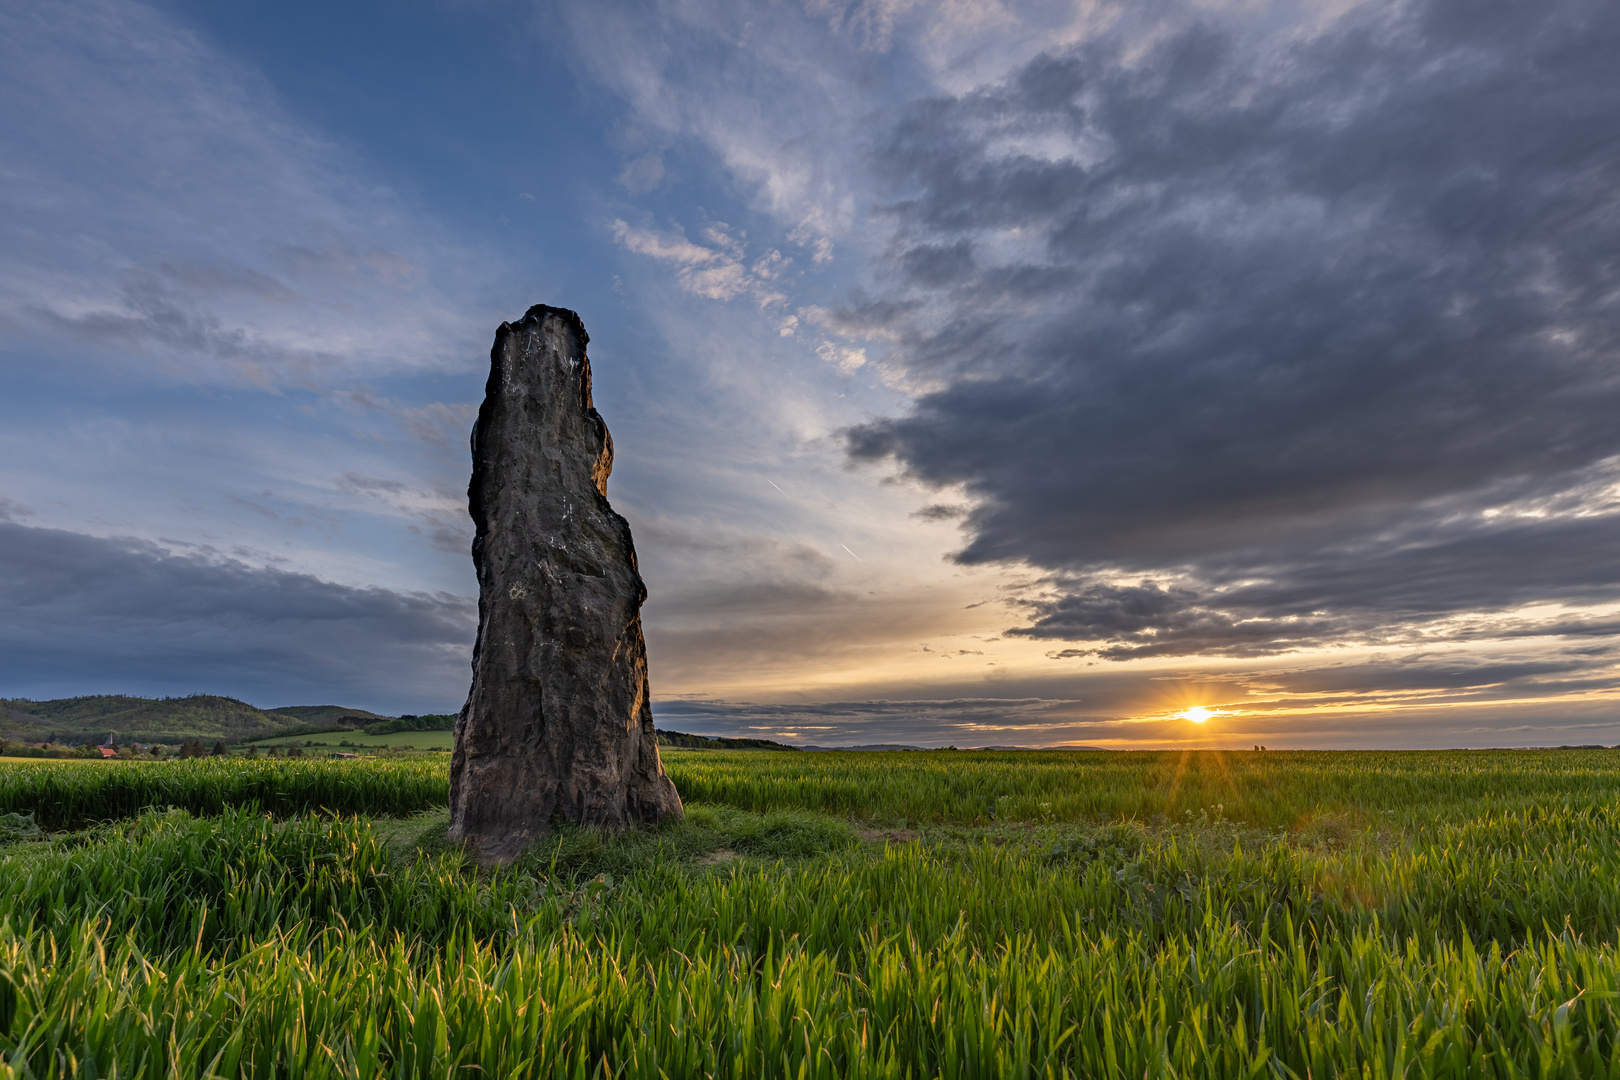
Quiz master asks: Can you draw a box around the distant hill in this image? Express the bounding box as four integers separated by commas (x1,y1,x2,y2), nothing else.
0,695,392,745
267,705,390,727
656,729,800,751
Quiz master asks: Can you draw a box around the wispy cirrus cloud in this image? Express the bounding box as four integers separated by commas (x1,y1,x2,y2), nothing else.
611,220,791,308
333,471,471,555
0,0,492,392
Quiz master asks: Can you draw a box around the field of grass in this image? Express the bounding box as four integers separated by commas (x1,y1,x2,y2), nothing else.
666,746,1620,828
4,748,1620,1076
0,756,447,829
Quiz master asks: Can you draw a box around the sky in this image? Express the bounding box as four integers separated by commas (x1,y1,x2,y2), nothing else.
3,0,1619,748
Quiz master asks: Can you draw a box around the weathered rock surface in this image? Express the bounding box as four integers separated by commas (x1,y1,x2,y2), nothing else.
449,305,682,861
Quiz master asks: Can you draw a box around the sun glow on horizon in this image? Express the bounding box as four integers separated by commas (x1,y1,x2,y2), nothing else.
1180,707,1216,723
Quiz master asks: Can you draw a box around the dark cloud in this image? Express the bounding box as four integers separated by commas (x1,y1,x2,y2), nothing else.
1011,507,1620,658
0,521,473,712
844,0,1620,659
910,503,968,521
1257,653,1606,697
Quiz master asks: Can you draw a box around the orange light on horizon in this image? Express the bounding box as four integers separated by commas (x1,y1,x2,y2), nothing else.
1180,707,1216,723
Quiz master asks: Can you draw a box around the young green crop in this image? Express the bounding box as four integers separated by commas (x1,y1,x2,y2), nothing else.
662,746,1620,827
8,747,1617,831
6,750,1620,1077
0,756,447,829
6,803,1620,1077
7,912,1618,1079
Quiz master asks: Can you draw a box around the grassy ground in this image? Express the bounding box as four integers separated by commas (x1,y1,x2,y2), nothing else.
4,749,1620,1076
0,756,448,829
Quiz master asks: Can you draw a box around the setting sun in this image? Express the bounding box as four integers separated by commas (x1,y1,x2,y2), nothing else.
1180,707,1215,723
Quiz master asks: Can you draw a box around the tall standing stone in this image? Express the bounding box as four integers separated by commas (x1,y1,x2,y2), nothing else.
449,305,682,861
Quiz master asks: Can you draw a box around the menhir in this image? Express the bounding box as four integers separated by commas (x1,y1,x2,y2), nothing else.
449,305,682,861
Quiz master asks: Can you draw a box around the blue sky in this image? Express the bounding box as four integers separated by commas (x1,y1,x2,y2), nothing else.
4,0,1620,748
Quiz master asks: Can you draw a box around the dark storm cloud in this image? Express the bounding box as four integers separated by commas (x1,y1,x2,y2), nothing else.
0,521,474,711
910,503,968,521
1013,511,1620,658
845,0,1620,658
1258,653,1606,697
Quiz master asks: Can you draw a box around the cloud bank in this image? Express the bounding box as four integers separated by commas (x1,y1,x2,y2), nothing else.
0,519,473,712
837,0,1620,660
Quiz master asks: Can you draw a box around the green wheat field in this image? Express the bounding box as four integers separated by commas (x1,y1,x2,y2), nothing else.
4,748,1620,1077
